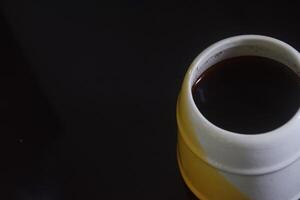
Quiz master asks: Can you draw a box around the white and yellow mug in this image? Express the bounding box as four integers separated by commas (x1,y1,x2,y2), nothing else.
177,35,300,200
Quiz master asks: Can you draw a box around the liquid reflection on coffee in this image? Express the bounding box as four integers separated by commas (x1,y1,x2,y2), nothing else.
192,56,300,134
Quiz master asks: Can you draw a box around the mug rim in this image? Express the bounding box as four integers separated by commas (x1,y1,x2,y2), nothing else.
184,34,300,142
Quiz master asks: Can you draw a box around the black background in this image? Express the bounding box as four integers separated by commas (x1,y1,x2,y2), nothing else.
1,1,300,199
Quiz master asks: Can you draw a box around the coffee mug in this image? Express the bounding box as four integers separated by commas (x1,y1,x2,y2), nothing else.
177,35,300,200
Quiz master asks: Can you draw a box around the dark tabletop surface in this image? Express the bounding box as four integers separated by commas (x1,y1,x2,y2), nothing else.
1,1,300,199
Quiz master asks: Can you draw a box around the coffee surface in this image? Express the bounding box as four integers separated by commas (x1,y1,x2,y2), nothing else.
192,56,300,134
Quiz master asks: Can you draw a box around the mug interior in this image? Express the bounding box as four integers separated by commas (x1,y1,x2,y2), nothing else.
188,35,300,134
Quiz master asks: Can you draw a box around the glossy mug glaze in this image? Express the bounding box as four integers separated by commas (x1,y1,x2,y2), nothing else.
177,35,300,200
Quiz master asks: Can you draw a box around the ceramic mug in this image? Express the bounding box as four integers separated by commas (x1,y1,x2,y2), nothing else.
177,35,300,200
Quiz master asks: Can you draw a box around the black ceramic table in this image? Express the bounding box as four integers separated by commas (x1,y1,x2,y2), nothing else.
1,1,300,199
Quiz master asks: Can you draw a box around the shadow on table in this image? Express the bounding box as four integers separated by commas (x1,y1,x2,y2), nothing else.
0,14,63,199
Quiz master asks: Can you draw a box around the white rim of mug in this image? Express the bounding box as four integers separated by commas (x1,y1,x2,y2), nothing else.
185,34,300,147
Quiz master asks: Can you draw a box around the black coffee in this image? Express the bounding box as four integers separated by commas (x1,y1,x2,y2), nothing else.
192,56,300,134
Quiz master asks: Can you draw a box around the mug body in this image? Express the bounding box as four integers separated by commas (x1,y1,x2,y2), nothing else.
177,35,300,200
